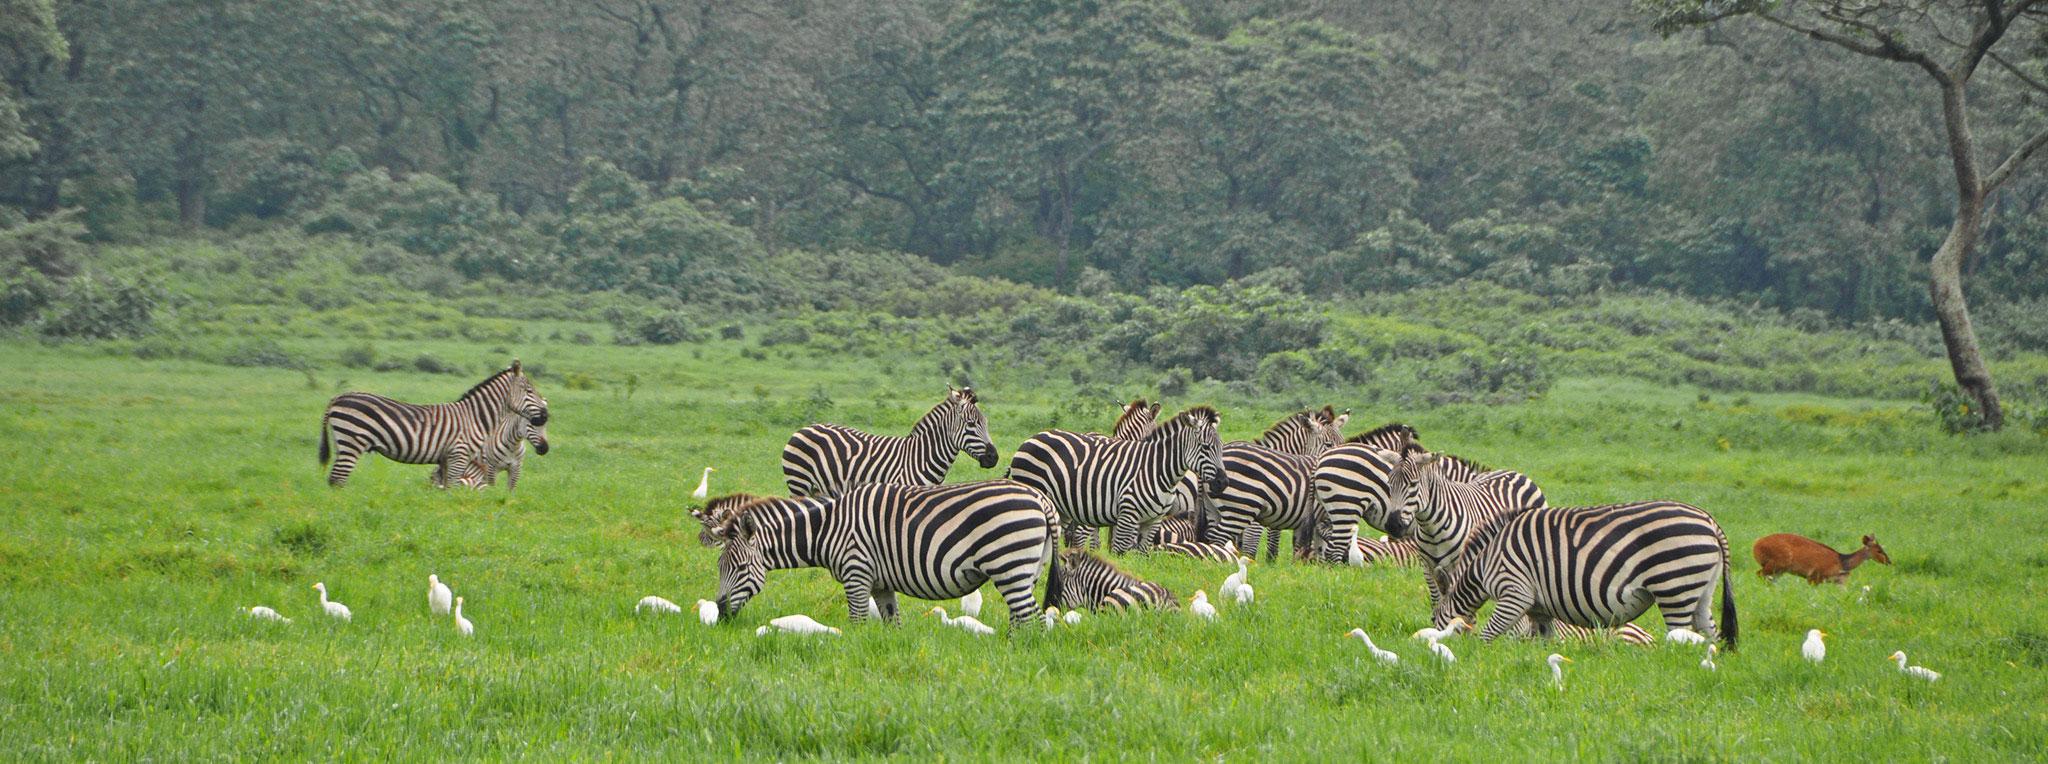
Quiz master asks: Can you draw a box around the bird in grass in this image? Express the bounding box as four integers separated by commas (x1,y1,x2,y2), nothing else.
1043,606,1061,628
454,596,474,636
1063,609,1083,625
1858,585,1871,604
1344,629,1399,664
696,599,719,626
1547,653,1573,690
691,467,715,499
928,606,996,636
1665,627,1707,645
960,589,983,620
1346,540,1364,567
1701,644,1719,672
756,614,840,636
312,582,352,622
635,596,682,615
1887,651,1940,682
1412,618,1469,642
1232,583,1255,606
1428,639,1457,664
428,575,453,616
245,606,290,623
1803,629,1828,664
1189,590,1218,621
1221,557,1250,601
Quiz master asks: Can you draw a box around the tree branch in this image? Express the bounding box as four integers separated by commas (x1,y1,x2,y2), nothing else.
1983,124,2048,193
1986,50,2048,95
1755,10,1948,82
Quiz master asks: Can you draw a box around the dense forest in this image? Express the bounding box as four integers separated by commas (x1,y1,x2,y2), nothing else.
3,1,2046,427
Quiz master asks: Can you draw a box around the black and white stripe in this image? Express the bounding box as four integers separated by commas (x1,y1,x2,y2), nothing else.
439,412,550,490
1046,548,1179,611
1008,407,1225,553
781,387,998,497
701,480,1060,629
1436,501,1739,647
1205,443,1323,562
1381,449,1551,623
1107,398,1162,440
319,361,550,488
1176,408,1348,560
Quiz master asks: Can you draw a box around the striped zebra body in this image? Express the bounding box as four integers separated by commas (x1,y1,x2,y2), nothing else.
1206,443,1322,562
1008,407,1224,553
1184,408,1346,561
1047,548,1179,612
1382,450,1550,625
1311,441,1409,564
319,362,549,488
441,412,550,490
781,387,997,498
1072,399,1167,549
1148,538,1240,563
1437,501,1739,647
1353,535,1421,566
701,480,1060,630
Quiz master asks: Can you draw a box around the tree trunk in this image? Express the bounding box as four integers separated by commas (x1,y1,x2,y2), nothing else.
173,96,207,228
1931,80,2003,429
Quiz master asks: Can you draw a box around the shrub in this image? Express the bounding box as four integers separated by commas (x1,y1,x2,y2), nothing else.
412,353,462,375
337,344,377,368
621,311,702,345
759,322,811,347
222,340,306,370
38,274,158,340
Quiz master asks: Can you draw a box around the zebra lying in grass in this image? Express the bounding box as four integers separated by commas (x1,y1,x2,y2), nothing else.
320,361,550,488
781,387,998,498
699,480,1060,630
434,409,549,490
1046,548,1179,612
1435,501,1738,646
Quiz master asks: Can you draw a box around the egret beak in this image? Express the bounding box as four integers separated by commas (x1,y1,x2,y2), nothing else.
1562,657,1575,664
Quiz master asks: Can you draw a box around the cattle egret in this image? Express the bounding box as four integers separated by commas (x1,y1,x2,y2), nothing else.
1344,628,1399,664
428,575,453,615
1429,640,1456,663
1221,557,1250,600
692,467,715,499
1233,583,1255,606
1346,540,1364,567
246,606,290,623
762,614,841,635
928,606,996,636
1547,654,1573,690
1701,644,1719,671
1043,606,1060,628
1413,618,1469,642
312,582,351,621
1858,585,1871,604
1064,609,1083,625
1888,651,1940,682
696,599,719,626
454,596,473,636
1189,590,1218,621
1803,629,1828,664
635,596,682,615
960,589,984,619
1666,627,1707,645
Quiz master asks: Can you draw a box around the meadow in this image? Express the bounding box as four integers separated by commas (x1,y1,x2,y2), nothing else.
2,334,2046,760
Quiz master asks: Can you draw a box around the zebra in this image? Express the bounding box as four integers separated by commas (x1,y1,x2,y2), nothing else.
1180,407,1348,560
781,387,998,498
700,480,1060,630
1380,448,1551,625
1107,398,1162,440
1008,406,1225,553
1046,548,1179,612
319,361,550,488
1310,443,1408,564
438,409,550,490
1205,443,1324,562
1434,501,1739,647
1148,537,1240,563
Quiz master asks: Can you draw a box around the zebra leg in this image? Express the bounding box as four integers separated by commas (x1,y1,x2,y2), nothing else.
441,445,475,492
505,460,519,491
1481,586,1535,642
1264,529,1281,563
841,577,876,625
873,590,901,624
326,438,367,488
990,569,1043,631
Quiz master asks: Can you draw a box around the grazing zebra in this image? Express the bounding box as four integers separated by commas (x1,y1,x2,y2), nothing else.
1380,448,1551,624
781,387,998,498
700,480,1060,629
438,410,550,490
1435,501,1739,647
1008,406,1225,553
1205,442,1324,562
319,361,550,488
1046,548,1179,612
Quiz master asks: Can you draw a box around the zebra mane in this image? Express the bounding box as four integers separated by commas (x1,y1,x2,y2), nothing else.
1258,410,1321,442
458,364,524,402
691,492,783,546
1058,547,1141,585
1145,406,1218,439
1438,452,1491,474
1345,422,1418,445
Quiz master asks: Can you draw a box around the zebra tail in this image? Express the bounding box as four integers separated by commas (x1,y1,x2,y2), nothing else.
1720,560,1739,651
318,412,332,465
1043,545,1063,612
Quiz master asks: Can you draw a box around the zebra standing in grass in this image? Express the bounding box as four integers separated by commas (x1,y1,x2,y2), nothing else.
1435,502,1738,646
1306,423,1420,563
781,387,998,498
320,361,550,488
700,480,1060,629
1191,408,1349,560
1046,548,1179,611
438,411,550,490
1379,448,1565,627
1008,406,1225,553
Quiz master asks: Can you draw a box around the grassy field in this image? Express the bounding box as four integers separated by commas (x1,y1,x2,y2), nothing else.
2,336,2046,760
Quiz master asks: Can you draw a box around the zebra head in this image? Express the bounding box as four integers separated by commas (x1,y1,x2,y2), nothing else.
951,387,999,469
1375,442,1437,541
1182,407,1226,498
521,409,550,456
710,507,769,620
1313,444,1411,562
1432,518,1503,628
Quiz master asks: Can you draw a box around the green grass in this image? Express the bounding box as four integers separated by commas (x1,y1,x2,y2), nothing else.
2,339,2045,759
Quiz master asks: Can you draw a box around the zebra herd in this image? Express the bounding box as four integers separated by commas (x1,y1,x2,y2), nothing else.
319,365,1734,646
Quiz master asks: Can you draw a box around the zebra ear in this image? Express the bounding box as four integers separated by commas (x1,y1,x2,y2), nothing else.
510,359,522,375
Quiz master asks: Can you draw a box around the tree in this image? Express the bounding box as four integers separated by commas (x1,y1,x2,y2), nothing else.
0,0,66,161
1643,0,2048,430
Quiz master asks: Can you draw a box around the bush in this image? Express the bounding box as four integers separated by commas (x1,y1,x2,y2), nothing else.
758,322,811,347
338,344,377,369
412,353,462,375
38,274,158,340
223,339,306,370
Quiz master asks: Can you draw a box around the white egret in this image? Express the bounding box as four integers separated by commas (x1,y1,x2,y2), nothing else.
1429,640,1456,664
960,589,984,620
1043,606,1060,628
312,582,351,622
1221,557,1250,601
1547,653,1573,690
1346,540,1364,567
1701,644,1719,671
928,606,996,636
1233,583,1255,606
1064,609,1083,625
696,599,719,626
635,595,682,615
454,596,473,636
1803,629,1828,664
760,614,841,635
428,575,453,615
1665,627,1707,645
1412,618,1469,643
1887,651,1940,682
1344,628,1399,664
691,467,715,499
246,606,290,623
1189,590,1218,621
